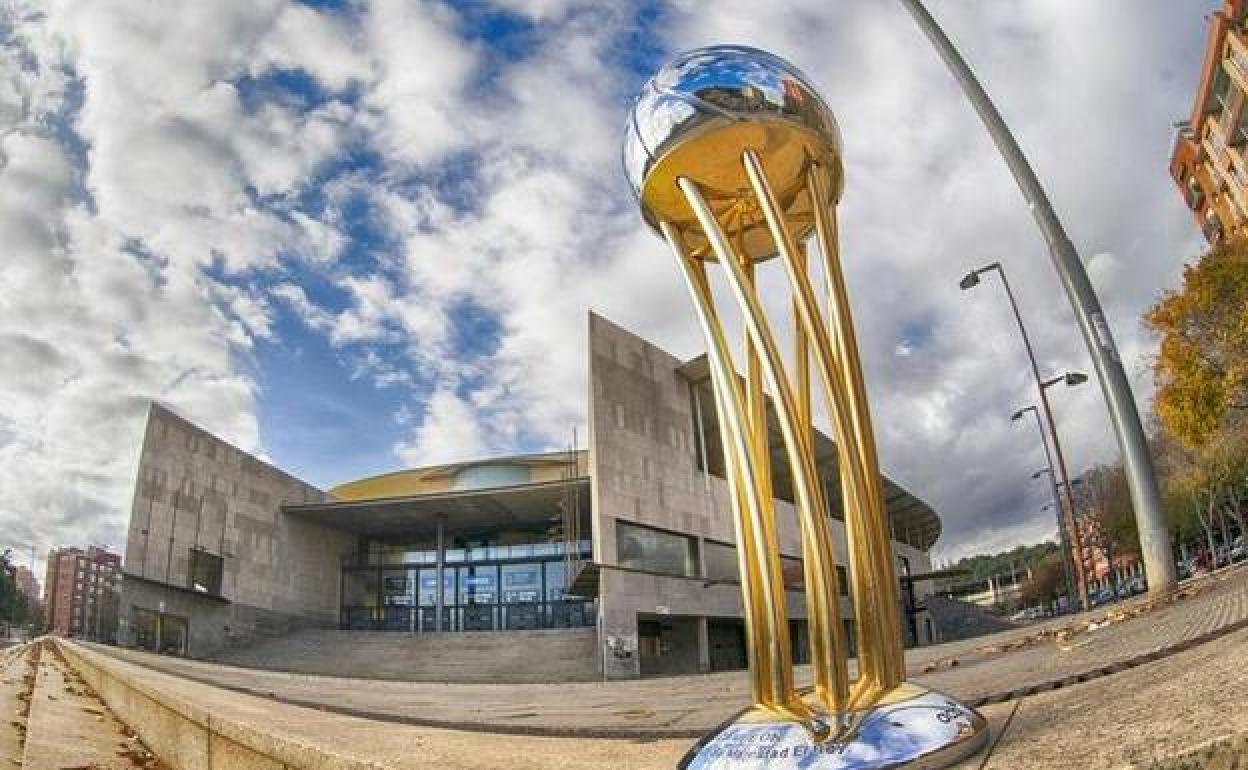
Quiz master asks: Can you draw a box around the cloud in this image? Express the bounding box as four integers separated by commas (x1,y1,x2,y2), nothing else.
0,0,1213,584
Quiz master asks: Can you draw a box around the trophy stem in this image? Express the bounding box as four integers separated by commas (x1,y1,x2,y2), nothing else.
807,163,906,695
738,150,905,699
677,176,850,715
659,221,806,719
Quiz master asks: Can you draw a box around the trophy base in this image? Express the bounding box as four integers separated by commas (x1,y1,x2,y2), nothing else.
679,684,989,769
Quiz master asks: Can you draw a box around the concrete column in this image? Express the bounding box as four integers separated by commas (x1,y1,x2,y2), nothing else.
696,615,710,673
435,514,446,632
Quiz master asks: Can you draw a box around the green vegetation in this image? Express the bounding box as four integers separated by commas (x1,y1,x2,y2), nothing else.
945,541,1059,584
0,550,40,631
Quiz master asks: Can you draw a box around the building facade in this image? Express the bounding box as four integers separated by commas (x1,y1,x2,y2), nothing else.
1170,0,1248,243
118,314,944,679
14,566,40,607
43,546,122,641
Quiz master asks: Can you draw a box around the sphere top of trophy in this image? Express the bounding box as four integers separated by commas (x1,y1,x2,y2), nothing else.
622,45,844,258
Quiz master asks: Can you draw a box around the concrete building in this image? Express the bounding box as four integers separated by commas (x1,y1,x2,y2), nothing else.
14,566,39,607
1170,0,1248,243
118,314,944,680
44,546,122,641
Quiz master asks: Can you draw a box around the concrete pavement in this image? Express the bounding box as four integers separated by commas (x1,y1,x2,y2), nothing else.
82,564,1248,738
54,612,1248,769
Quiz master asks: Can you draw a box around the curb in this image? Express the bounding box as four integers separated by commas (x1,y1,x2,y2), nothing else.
55,638,392,769
963,615,1248,709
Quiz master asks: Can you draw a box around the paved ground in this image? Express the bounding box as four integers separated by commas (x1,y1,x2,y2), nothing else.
949,623,1248,769
0,643,32,766
23,642,166,768
65,617,1248,769
85,564,1248,738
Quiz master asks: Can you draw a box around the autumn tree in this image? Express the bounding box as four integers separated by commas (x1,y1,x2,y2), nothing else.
1020,552,1064,607
1076,464,1138,591
1145,238,1248,448
1199,415,1248,540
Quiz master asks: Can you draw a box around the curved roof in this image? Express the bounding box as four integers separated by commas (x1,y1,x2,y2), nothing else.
330,450,587,502
677,355,942,552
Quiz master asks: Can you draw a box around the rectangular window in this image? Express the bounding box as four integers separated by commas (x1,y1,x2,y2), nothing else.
703,540,739,582
837,565,850,596
780,557,804,591
188,549,224,596
616,521,697,577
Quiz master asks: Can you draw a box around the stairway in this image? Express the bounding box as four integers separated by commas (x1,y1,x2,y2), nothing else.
210,626,600,682
0,639,165,769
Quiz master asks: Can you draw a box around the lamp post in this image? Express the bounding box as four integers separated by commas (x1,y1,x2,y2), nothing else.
1033,471,1074,606
966,259,1089,608
1013,403,1088,608
903,0,1176,596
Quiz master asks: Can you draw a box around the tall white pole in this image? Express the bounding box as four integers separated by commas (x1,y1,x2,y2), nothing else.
899,0,1176,594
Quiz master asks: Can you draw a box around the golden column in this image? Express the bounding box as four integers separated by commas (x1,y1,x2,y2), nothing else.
623,46,987,768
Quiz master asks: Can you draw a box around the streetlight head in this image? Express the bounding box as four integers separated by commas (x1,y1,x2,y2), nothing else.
1064,371,1088,387
958,271,980,290
1031,470,1046,480
1010,407,1028,421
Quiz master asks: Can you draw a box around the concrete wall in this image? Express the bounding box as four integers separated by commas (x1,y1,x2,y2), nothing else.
587,313,936,678
120,403,357,656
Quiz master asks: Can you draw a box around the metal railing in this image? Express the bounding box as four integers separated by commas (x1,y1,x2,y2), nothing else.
339,599,596,633
342,540,592,569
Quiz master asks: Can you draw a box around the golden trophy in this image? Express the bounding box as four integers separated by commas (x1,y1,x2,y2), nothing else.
623,46,988,768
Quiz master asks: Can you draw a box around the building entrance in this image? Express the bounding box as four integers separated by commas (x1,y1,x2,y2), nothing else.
708,618,747,672
340,539,595,633
133,608,189,656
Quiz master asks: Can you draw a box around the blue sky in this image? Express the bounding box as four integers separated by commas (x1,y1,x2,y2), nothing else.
0,0,1210,579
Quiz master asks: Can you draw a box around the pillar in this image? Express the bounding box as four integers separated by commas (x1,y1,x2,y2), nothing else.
696,615,711,673
435,514,446,632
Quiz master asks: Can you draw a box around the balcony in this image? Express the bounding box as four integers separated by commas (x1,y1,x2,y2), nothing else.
1204,217,1225,243
1206,129,1231,168
342,539,593,569
1185,184,1206,210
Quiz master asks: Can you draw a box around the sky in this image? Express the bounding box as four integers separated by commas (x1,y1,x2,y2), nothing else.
0,0,1211,583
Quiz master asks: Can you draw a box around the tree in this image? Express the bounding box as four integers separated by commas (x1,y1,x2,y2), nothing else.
1199,416,1248,540
1020,552,1064,606
1144,238,1248,449
1077,464,1138,592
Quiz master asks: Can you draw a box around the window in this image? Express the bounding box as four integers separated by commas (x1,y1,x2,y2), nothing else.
616,521,697,577
188,549,224,596
780,557,804,591
703,541,739,582
837,565,850,596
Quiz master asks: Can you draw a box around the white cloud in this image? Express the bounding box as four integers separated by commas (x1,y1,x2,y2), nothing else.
394,387,497,466
0,0,1214,581
360,0,479,166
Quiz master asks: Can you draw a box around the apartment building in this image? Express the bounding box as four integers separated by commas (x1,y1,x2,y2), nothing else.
13,565,40,608
43,545,123,641
1170,0,1248,243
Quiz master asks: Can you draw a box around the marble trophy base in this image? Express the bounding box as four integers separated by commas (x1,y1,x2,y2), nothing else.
679,684,989,770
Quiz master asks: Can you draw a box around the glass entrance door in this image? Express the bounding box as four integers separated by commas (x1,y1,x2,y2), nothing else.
501,563,542,630
459,565,497,630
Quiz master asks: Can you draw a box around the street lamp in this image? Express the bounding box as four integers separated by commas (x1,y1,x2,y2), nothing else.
967,264,1088,609
1013,404,1087,607
902,0,1176,596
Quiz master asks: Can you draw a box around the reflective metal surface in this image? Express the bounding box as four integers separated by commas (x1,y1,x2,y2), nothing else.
678,688,990,770
624,45,844,260
623,45,987,768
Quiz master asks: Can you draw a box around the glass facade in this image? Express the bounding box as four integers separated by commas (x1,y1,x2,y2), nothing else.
703,540,739,582
341,538,593,633
616,521,698,577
